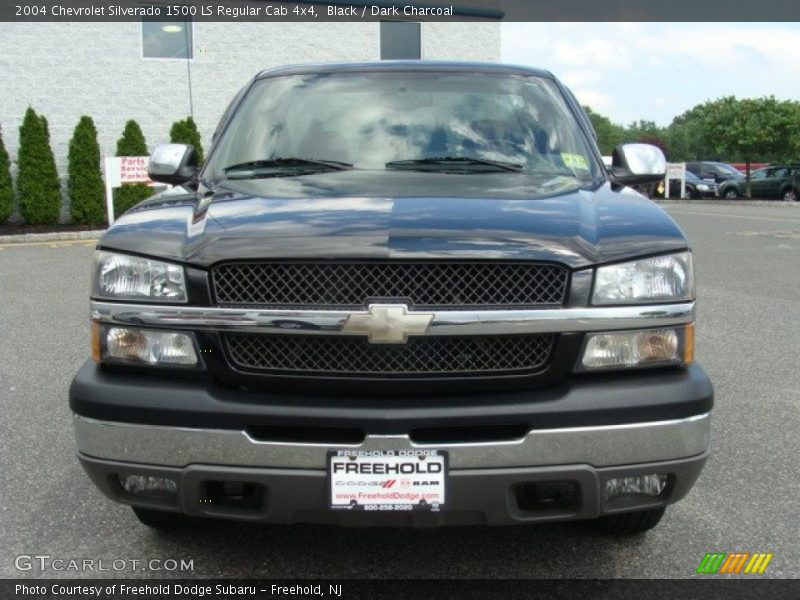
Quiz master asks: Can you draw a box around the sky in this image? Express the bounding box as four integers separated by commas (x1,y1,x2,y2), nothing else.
502,22,800,127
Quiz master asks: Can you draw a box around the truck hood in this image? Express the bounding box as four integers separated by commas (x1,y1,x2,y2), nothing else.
100,171,688,269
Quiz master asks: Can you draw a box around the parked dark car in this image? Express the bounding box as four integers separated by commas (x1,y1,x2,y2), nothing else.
718,165,800,200
686,161,744,184
70,62,712,535
669,170,718,199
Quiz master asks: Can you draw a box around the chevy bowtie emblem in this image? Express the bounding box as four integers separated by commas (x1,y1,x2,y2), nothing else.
342,304,434,344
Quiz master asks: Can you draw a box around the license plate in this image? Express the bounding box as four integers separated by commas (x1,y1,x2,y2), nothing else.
328,449,447,511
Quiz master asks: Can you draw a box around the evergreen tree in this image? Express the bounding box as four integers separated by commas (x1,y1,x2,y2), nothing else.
113,120,152,216
0,125,13,223
68,116,106,225
169,116,204,164
17,107,61,224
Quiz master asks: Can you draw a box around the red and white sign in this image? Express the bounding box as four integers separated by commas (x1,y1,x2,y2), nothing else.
103,155,159,225
664,162,687,199
118,156,151,185
104,156,152,188
328,450,447,511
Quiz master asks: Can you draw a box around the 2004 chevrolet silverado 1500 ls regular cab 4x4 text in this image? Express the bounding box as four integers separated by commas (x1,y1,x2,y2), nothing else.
70,62,713,534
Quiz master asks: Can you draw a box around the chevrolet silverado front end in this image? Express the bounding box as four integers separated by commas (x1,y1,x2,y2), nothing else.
70,62,713,534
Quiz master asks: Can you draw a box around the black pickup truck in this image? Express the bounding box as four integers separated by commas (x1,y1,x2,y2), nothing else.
70,62,713,534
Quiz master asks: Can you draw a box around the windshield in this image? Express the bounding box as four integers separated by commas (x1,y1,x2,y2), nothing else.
205,71,602,184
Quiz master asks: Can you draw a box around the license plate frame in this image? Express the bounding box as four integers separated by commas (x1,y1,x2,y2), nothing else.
327,449,448,512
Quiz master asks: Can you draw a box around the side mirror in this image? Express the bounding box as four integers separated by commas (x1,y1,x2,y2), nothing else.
609,143,666,185
148,144,198,185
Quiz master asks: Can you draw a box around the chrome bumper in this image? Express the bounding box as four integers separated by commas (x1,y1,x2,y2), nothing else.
89,300,696,337
74,413,711,470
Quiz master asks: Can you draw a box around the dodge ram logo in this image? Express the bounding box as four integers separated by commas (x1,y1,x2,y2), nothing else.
342,304,434,344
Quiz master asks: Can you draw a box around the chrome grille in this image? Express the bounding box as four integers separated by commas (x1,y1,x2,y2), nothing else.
224,333,555,377
212,261,568,309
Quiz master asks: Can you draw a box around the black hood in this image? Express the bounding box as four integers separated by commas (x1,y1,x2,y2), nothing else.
99,171,688,269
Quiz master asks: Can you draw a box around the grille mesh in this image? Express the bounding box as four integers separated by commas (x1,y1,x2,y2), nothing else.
212,261,568,309
225,334,555,377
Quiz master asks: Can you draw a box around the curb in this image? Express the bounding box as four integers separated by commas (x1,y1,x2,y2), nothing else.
0,229,106,244
655,200,798,207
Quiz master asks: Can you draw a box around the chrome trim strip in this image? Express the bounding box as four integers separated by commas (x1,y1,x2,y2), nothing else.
74,413,710,470
90,301,695,336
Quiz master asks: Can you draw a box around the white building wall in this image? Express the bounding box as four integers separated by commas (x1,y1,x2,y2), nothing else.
0,21,500,221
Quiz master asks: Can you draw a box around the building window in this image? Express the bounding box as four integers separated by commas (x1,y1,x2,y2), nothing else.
142,16,193,59
380,22,421,60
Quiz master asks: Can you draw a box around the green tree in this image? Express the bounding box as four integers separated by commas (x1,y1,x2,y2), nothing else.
583,106,624,155
665,104,719,162
0,126,13,223
113,120,152,216
68,116,106,225
17,107,61,224
700,96,800,197
622,119,662,140
169,116,204,164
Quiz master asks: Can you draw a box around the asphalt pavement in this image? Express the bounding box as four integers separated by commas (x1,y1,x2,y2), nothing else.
1,201,798,579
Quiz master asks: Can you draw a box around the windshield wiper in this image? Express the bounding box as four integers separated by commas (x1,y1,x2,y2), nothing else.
223,157,353,179
385,156,523,173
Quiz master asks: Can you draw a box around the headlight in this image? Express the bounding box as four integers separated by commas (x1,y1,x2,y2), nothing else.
592,251,694,305
100,326,199,367
579,324,693,371
93,251,186,302
696,184,709,191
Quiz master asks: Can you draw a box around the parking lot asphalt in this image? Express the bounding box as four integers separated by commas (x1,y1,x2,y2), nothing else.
0,202,798,579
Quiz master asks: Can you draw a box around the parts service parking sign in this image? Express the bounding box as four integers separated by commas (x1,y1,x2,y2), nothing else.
103,156,154,225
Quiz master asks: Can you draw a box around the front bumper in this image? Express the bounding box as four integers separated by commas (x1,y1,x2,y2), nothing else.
75,413,710,526
71,360,713,526
75,413,710,470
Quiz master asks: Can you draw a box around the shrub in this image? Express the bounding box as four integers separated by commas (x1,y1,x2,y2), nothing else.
169,116,204,163
0,125,13,223
116,119,147,156
113,120,152,216
17,107,61,224
68,116,106,225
